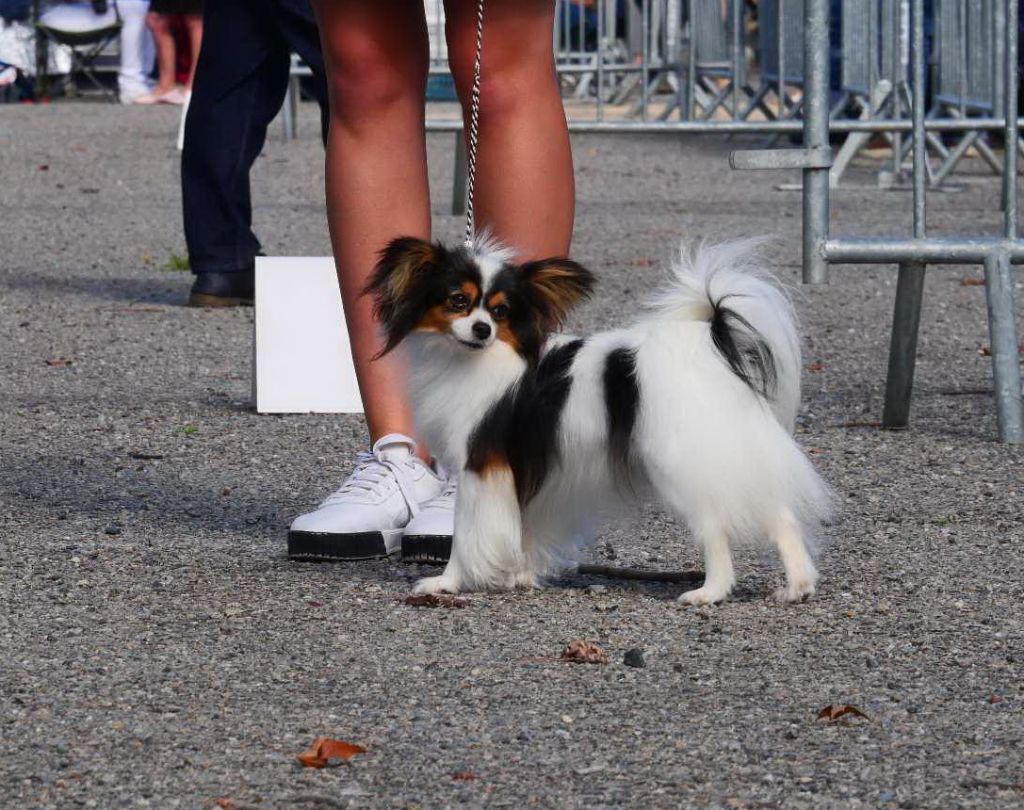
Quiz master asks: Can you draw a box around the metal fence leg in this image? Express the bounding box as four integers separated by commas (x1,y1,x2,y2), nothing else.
830,80,893,187
452,131,468,216
281,77,297,140
982,250,1024,443
801,0,830,284
288,75,299,138
882,261,926,429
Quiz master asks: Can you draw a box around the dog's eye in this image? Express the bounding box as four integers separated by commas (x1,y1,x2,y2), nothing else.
448,292,470,311
490,303,510,320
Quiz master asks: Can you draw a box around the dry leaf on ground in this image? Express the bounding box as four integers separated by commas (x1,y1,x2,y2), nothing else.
560,640,609,664
979,344,1024,357
805,362,826,372
296,737,367,768
452,771,477,781
960,278,985,286
817,704,870,722
401,594,470,609
45,358,72,367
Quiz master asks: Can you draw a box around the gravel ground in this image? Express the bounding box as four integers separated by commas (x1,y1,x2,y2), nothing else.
1,103,1023,810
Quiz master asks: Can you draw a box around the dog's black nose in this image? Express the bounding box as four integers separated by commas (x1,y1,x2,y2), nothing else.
472,321,492,340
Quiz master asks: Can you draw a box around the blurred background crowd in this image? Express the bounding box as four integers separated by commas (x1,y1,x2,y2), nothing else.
0,0,202,104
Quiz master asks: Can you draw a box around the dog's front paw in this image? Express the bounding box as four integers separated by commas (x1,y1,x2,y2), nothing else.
412,574,462,595
774,578,816,603
678,585,730,606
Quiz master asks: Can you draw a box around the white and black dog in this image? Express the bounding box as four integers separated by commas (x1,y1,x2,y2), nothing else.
366,236,831,604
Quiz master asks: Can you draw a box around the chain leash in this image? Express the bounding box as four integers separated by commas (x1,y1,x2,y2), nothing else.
463,0,485,249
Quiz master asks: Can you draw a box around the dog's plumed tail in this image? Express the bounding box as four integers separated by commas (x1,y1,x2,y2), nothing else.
647,238,802,431
637,239,832,541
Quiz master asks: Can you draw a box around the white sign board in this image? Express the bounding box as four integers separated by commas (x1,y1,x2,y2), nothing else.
254,257,363,414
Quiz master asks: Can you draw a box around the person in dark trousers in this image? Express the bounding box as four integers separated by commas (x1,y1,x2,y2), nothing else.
181,0,328,307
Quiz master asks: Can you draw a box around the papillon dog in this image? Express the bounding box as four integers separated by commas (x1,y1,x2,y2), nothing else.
365,235,832,604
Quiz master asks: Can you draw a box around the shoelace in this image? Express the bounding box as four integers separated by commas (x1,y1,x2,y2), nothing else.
321,450,423,518
424,477,458,511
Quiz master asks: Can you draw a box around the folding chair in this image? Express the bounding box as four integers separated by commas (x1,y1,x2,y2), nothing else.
35,0,121,100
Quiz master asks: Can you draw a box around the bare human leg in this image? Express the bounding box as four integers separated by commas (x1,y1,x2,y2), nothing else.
146,11,177,94
311,0,431,458
183,12,203,90
445,0,575,258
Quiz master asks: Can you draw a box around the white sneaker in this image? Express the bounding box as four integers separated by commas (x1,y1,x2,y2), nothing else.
401,477,456,564
288,434,445,560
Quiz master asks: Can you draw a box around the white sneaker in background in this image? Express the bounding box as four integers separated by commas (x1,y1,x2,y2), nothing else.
288,434,445,561
401,477,455,564
119,81,153,105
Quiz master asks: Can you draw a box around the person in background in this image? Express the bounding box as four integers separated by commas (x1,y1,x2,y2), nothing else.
181,0,328,307
32,0,154,103
116,0,154,103
133,0,201,105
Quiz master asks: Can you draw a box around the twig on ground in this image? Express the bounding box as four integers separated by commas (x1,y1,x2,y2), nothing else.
284,795,350,808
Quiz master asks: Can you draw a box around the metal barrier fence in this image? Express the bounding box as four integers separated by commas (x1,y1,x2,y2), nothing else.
766,0,1023,442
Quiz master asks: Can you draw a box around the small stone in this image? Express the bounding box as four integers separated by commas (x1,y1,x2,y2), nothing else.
623,648,646,668
586,584,608,595
104,525,122,536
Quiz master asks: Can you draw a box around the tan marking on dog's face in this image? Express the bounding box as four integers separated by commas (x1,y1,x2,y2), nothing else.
415,303,457,333
483,291,520,352
458,280,481,305
413,281,482,334
485,291,508,309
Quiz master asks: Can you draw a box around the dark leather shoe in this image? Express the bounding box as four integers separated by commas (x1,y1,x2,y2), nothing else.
188,270,255,308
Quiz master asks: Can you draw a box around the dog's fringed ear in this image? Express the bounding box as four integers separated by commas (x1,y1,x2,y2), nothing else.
519,258,596,329
364,237,444,357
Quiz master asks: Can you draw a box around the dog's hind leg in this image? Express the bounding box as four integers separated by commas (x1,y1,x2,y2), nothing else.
647,477,735,605
677,519,735,605
770,507,818,603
